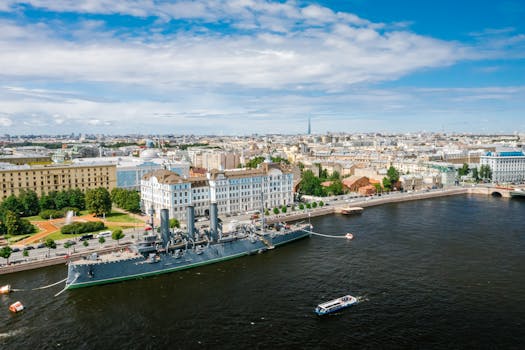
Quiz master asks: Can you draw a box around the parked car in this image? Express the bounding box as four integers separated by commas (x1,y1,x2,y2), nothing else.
79,234,94,241
65,240,77,246
36,243,46,249
11,247,20,253
23,245,35,250
96,231,112,238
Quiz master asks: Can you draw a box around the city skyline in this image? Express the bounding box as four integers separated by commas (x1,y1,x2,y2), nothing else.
1,0,524,135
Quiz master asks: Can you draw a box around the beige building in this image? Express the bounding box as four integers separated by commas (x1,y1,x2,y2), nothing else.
0,162,117,200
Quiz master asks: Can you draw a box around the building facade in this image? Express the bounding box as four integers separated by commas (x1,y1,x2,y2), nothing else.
141,163,294,221
480,151,525,184
0,162,116,200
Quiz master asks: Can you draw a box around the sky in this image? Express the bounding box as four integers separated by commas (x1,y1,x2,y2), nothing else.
0,0,524,135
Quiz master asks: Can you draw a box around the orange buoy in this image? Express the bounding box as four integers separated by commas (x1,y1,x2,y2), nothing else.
0,284,11,294
9,301,24,313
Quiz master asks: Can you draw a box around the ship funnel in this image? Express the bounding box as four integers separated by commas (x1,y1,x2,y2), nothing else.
210,202,218,241
186,205,195,240
160,209,171,247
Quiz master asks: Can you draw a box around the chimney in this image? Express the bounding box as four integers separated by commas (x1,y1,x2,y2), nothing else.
160,209,170,247
186,205,195,240
210,202,218,241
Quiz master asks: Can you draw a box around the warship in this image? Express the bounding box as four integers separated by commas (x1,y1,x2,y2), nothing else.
65,200,311,289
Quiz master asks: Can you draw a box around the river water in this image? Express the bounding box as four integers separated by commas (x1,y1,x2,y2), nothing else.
1,195,524,349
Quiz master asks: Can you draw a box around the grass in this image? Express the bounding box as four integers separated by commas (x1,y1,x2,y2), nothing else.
103,212,141,223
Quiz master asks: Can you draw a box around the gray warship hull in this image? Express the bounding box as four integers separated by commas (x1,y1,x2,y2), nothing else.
66,228,310,289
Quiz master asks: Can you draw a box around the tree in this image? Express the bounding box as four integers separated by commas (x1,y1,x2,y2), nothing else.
382,177,392,191
458,163,469,177
312,202,318,208
373,183,382,193
169,218,180,228
39,192,57,210
63,241,73,254
18,189,40,216
0,246,12,264
479,165,492,181
329,171,341,181
45,238,57,257
281,206,287,214
99,236,106,246
264,209,270,216
300,170,324,196
54,191,71,210
273,207,280,215
83,240,89,247
3,210,22,236
387,166,400,183
319,201,324,207
471,167,479,182
306,203,311,209
86,187,112,216
23,249,29,257
299,203,304,210
67,189,86,210
245,156,265,169
112,228,125,245
326,179,344,196
0,195,24,216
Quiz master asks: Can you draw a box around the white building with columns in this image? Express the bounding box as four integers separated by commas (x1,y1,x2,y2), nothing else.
141,162,294,220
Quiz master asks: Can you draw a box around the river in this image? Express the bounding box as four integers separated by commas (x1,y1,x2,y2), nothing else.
1,195,524,349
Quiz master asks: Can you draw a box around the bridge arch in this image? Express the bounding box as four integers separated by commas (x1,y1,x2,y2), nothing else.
490,191,503,197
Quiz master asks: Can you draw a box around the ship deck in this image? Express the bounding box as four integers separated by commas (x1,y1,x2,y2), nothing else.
72,250,142,265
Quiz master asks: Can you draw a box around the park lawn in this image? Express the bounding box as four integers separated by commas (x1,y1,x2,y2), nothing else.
103,212,140,223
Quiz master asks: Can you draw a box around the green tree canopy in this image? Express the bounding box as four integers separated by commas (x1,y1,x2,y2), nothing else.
387,166,400,183
329,171,341,181
382,177,392,191
18,189,40,216
0,246,12,264
299,170,325,196
245,156,266,169
458,163,470,177
86,187,112,216
326,179,344,196
40,192,57,210
111,188,141,213
112,228,125,244
0,195,24,217
169,218,180,228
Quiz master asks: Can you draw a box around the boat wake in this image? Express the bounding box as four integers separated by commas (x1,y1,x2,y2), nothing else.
11,278,67,292
356,295,369,303
0,328,26,340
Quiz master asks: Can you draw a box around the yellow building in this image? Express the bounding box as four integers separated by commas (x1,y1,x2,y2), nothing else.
0,162,116,200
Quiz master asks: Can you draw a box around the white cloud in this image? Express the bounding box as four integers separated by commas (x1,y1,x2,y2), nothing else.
0,116,13,127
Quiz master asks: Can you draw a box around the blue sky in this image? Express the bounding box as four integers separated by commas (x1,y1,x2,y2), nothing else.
0,0,524,135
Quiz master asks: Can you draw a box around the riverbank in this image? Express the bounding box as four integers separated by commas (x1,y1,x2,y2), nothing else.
0,186,500,275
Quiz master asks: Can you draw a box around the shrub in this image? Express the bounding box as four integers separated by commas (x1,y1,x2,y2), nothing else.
273,207,280,215
40,209,65,220
306,203,311,209
281,206,287,213
319,201,324,207
312,202,318,208
61,221,105,235
299,204,305,210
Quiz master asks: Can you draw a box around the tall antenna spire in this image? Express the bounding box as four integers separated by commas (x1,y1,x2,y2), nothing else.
307,116,311,135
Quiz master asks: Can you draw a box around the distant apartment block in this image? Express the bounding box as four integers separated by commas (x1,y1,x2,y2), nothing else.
141,162,294,220
480,151,525,184
0,162,116,200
